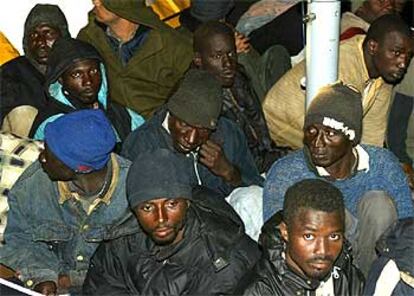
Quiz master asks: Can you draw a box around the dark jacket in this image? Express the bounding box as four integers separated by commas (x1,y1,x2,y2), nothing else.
364,218,414,296
83,186,261,295
29,38,144,146
78,0,193,118
0,56,46,122
222,68,290,173
121,107,263,196
236,212,365,296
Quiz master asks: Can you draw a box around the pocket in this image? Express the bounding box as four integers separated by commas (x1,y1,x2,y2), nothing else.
32,223,73,242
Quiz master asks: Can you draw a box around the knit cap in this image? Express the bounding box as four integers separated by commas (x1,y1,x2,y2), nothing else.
23,4,70,55
304,81,363,144
44,109,116,173
167,69,223,129
126,149,195,209
190,0,235,22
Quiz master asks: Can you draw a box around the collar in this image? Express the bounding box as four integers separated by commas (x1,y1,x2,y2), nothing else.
315,145,370,177
162,111,171,134
57,154,120,212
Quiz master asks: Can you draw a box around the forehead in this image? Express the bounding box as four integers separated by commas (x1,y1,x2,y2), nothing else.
203,32,235,50
65,59,100,73
290,208,344,232
380,30,412,49
31,23,59,33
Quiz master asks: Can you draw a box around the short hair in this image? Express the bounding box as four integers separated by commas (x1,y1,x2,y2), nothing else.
364,14,411,45
283,179,345,227
193,21,235,53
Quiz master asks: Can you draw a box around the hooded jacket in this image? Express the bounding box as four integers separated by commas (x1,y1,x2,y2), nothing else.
29,38,144,145
236,213,365,296
364,218,414,295
77,0,193,118
0,4,70,136
83,186,261,295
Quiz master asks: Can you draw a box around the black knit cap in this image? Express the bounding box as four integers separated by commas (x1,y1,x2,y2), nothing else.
304,81,363,144
167,69,223,130
190,0,235,22
45,38,103,87
126,149,196,209
23,4,70,55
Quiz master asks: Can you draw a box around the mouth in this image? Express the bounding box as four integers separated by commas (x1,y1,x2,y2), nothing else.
309,260,332,270
154,227,173,238
176,142,193,153
392,71,405,80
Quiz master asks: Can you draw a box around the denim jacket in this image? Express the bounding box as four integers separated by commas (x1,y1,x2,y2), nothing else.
0,154,139,290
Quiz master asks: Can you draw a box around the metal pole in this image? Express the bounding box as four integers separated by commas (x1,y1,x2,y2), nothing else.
305,0,341,108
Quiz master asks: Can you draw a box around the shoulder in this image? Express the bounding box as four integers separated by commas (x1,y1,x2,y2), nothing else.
364,145,402,171
267,150,307,179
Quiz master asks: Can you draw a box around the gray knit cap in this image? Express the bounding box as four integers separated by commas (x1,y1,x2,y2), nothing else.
304,81,363,144
167,69,223,130
23,4,70,56
126,149,195,209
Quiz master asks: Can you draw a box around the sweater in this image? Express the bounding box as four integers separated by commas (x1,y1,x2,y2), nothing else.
263,145,414,221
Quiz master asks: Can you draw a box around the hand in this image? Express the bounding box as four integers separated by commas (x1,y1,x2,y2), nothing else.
402,163,414,189
34,281,57,295
235,31,250,54
58,274,71,290
199,140,241,186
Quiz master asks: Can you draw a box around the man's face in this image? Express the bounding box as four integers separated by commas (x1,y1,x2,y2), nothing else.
92,0,120,24
370,30,413,84
194,33,237,88
304,124,353,169
134,198,189,246
38,145,75,181
363,0,395,22
168,115,211,154
59,59,101,106
27,23,61,65
280,208,344,281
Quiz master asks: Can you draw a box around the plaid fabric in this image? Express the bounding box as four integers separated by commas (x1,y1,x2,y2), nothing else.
0,133,43,242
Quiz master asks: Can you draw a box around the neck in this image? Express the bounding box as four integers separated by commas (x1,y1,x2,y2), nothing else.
72,165,109,197
108,18,139,43
325,149,356,180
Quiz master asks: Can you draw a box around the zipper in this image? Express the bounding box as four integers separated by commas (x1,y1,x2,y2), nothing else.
142,259,168,292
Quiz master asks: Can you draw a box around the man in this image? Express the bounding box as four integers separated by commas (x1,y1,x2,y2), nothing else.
238,179,364,295
263,14,413,149
0,4,70,137
83,149,261,295
263,82,414,275
364,218,414,295
29,37,144,148
122,69,263,197
78,0,193,118
0,110,137,294
193,21,289,173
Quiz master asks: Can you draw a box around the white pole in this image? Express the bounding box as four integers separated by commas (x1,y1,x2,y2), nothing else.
305,0,341,108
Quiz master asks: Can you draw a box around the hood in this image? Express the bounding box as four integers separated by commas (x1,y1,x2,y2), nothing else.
45,38,108,109
101,0,167,29
23,4,70,61
376,218,414,275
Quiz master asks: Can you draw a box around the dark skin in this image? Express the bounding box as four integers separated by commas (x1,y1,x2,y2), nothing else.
280,208,344,281
355,0,395,23
27,23,61,74
304,124,356,179
59,59,101,109
134,198,189,246
364,30,413,84
168,115,241,186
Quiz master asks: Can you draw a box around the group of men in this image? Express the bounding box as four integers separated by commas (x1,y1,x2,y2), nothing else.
0,0,413,295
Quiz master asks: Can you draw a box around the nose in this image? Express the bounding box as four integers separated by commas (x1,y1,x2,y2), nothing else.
313,131,326,148
314,238,328,257
222,54,231,68
186,128,198,145
397,54,409,70
156,205,167,223
83,73,93,86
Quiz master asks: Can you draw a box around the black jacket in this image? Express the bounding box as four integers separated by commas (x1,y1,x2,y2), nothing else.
83,186,261,295
236,212,365,296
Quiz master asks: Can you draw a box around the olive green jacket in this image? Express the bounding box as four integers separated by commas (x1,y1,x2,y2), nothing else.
78,0,192,118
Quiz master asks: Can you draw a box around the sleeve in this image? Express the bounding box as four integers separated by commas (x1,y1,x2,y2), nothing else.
387,92,414,165
0,187,60,288
83,241,131,296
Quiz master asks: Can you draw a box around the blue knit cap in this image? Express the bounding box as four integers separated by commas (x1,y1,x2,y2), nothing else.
44,109,116,173
127,149,196,209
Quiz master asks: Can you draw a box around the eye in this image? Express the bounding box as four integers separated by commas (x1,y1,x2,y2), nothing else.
71,72,82,78
166,200,179,209
393,50,401,57
29,32,38,39
228,51,236,58
307,126,317,135
329,233,342,241
327,130,337,137
90,68,99,75
140,203,154,212
213,53,222,59
303,233,314,241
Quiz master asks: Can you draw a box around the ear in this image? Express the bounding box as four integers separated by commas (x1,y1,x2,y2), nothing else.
367,39,379,56
280,221,289,243
193,52,202,68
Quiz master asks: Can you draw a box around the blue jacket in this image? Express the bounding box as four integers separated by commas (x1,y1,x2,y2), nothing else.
121,107,263,197
0,154,138,291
